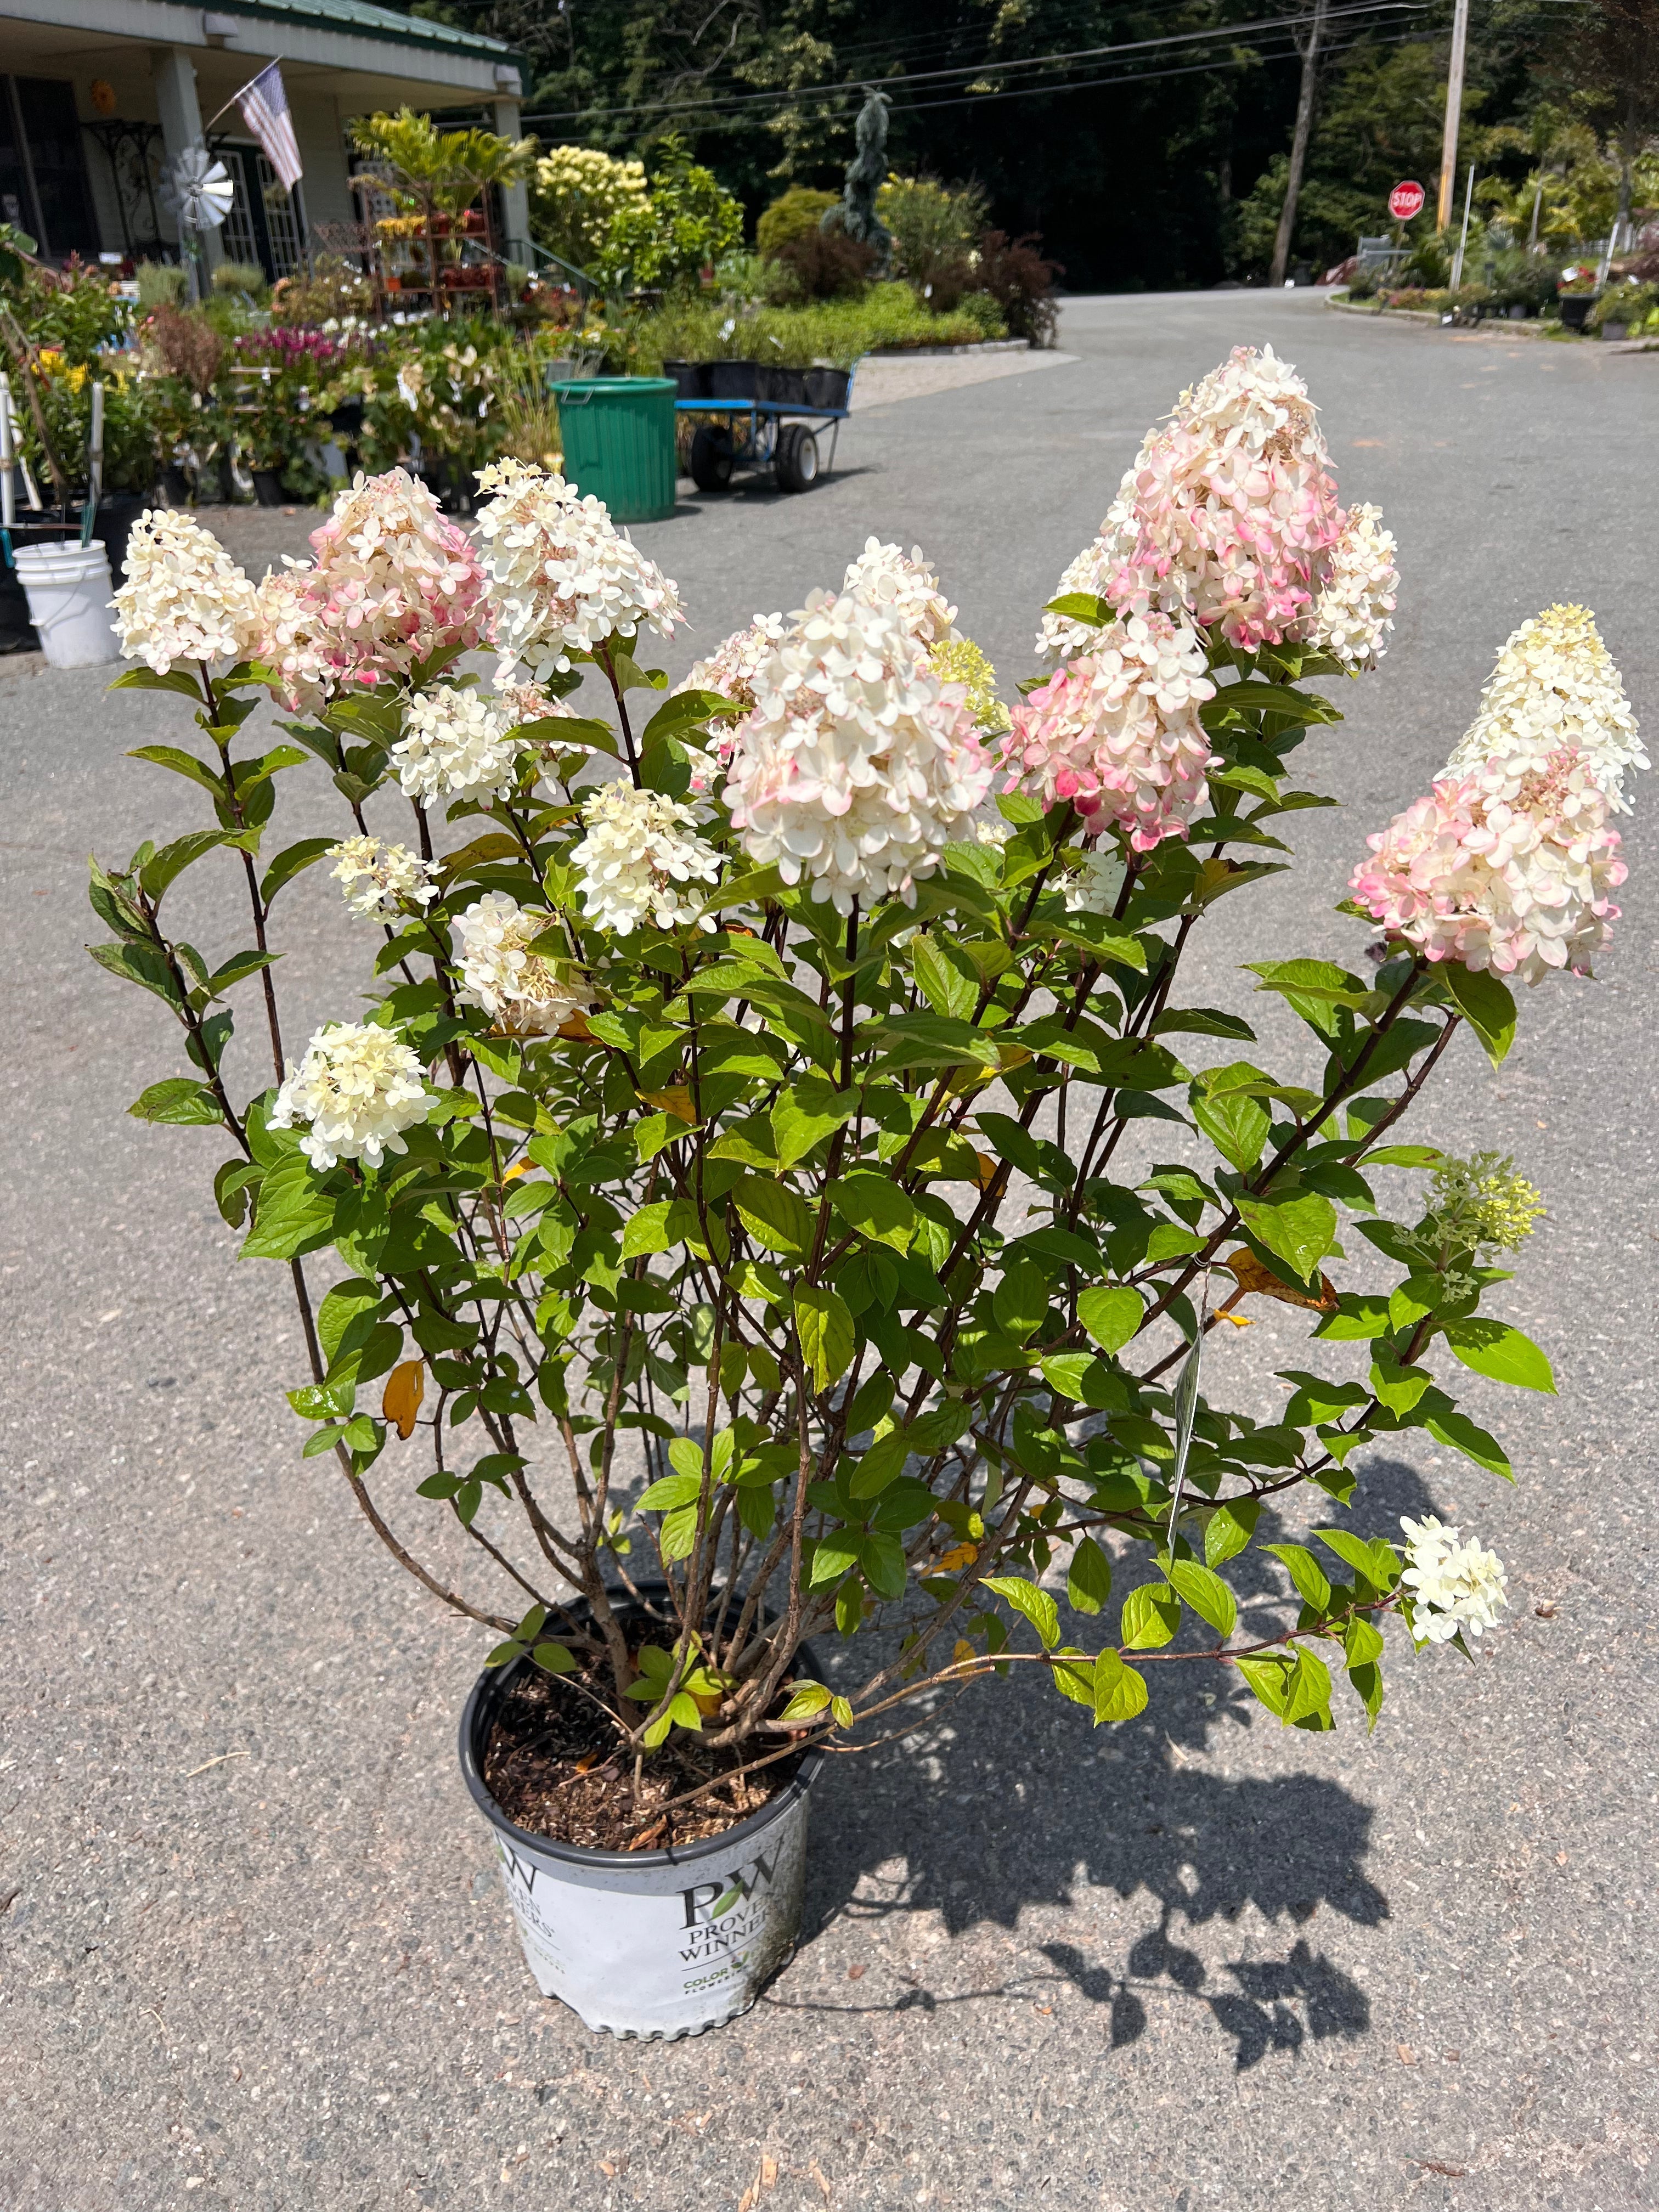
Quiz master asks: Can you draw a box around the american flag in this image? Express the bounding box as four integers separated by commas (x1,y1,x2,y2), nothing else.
235,61,302,194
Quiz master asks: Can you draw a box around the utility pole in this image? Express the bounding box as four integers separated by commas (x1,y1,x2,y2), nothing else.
1270,0,1331,286
1437,0,1471,229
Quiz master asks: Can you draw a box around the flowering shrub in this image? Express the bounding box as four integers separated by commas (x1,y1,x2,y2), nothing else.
89,364,1638,1843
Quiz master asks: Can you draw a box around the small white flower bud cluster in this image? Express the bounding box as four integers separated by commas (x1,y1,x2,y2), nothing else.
270,1020,431,1170
1399,1514,1509,1644
570,781,722,936
454,891,591,1035
393,687,524,805
327,836,438,921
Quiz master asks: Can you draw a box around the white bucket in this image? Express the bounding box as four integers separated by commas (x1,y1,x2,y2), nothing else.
13,538,117,667
460,1650,822,2039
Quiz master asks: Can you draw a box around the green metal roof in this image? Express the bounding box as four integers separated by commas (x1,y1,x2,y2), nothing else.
206,0,518,68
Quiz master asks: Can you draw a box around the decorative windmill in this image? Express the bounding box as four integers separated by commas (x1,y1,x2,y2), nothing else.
160,148,235,297
161,147,236,231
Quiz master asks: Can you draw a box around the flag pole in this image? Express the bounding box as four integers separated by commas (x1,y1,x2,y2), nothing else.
200,71,264,140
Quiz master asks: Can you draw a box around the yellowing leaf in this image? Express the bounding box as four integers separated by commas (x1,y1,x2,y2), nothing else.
951,1639,983,1670
1222,1249,1337,1313
936,1541,978,1572
557,1010,595,1041
382,1359,425,1440
973,1150,998,1191
639,1086,697,1123
501,1160,531,1184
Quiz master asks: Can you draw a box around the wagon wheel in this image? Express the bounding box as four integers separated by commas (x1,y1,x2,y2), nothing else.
775,424,821,494
690,425,736,493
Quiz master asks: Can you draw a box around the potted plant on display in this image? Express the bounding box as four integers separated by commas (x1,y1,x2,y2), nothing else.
351,108,537,321
1555,265,1599,331
89,347,1643,2041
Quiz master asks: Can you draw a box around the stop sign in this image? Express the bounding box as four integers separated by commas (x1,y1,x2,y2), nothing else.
1389,180,1426,222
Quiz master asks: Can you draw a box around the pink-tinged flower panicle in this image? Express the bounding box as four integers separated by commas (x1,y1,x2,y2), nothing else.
1107,347,1342,650
1037,347,1372,664
253,469,490,710
1350,745,1626,985
1001,612,1218,851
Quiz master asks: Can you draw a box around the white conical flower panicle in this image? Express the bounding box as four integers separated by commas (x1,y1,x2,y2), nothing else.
1444,603,1646,812
1308,503,1398,670
393,686,524,804
326,836,438,921
454,891,592,1035
569,781,722,935
472,458,684,679
841,538,958,647
1400,1515,1509,1645
113,510,262,674
270,1020,431,1170
725,586,994,915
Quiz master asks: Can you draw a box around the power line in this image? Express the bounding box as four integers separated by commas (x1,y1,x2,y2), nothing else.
522,0,1431,128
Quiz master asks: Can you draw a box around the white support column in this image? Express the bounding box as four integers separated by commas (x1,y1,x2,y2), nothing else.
493,86,531,264
150,47,223,272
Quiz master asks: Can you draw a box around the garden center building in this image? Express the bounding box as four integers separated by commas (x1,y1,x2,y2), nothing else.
0,0,528,279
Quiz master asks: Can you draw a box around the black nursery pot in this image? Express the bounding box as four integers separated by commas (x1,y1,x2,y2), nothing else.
253,469,285,507
708,359,760,400
803,366,851,410
663,359,710,399
459,1585,824,2041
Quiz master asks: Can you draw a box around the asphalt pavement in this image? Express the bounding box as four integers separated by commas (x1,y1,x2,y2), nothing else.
2,291,1656,2212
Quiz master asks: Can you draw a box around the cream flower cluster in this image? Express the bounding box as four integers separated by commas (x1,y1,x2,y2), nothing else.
326,836,438,921
1036,517,1134,663
1350,745,1626,984
1444,604,1646,812
253,565,334,718
472,458,684,680
255,469,490,711
270,1020,431,1170
393,687,524,805
1308,503,1398,670
493,673,573,728
454,891,591,1035
674,612,789,794
569,780,722,936
725,586,993,913
1399,1515,1509,1645
113,510,262,674
1000,612,1218,850
679,611,789,715
1064,844,1130,915
841,537,958,648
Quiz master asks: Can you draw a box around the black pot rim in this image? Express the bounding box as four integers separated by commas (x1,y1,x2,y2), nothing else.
458,1585,824,1873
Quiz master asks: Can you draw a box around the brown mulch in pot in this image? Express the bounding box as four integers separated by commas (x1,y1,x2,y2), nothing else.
482,1661,802,1853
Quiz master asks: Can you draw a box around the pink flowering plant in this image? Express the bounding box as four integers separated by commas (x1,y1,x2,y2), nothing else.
86,350,1637,1838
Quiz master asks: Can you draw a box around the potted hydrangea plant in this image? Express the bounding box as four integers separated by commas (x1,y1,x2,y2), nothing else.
89,345,1643,2040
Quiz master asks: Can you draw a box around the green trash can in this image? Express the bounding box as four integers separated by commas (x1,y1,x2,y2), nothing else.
551,376,676,524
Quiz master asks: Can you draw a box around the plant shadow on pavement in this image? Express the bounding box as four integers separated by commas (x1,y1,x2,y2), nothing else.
773,1458,1440,2070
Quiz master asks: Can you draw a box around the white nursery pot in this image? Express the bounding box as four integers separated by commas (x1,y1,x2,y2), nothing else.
460,1634,823,2040
13,539,117,668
